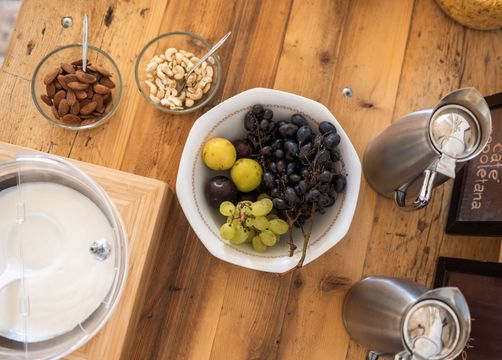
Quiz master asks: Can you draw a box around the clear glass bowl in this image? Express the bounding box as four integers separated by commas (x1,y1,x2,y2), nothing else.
0,153,128,359
135,31,222,114
31,44,123,131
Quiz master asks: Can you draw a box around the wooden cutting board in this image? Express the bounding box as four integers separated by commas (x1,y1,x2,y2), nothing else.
0,141,171,360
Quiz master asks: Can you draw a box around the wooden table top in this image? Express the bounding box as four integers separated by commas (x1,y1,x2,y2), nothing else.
1,0,501,359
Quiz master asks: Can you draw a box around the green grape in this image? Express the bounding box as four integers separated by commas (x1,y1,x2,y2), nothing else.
252,235,268,252
267,214,279,221
245,217,255,228
219,201,235,216
261,198,273,213
253,216,269,231
246,228,255,243
257,193,271,201
230,223,249,244
259,230,277,246
251,198,273,216
227,216,233,224
268,219,289,235
220,223,236,241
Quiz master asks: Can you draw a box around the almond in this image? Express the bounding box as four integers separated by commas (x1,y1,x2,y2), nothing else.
62,114,81,125
43,67,61,85
61,63,76,74
80,101,97,115
76,70,97,84
103,92,112,104
46,83,56,98
104,100,113,114
80,99,92,107
86,86,94,99
57,75,69,90
58,99,70,116
76,90,88,100
95,65,111,77
54,81,62,90
67,82,89,91
71,59,83,66
64,74,79,83
53,90,66,108
70,101,80,115
51,106,60,119
81,118,99,126
66,90,76,106
92,94,104,113
40,94,52,106
93,83,110,95
99,77,115,89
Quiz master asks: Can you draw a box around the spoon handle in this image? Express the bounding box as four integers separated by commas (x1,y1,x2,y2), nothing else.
82,15,89,72
185,32,231,79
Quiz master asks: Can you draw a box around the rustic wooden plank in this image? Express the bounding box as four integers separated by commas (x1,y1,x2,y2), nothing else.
275,1,415,359
346,0,501,358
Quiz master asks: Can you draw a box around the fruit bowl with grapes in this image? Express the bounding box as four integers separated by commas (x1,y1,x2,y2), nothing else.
176,88,361,273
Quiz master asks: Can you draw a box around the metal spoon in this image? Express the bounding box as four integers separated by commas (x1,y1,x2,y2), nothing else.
82,14,88,72
180,32,231,91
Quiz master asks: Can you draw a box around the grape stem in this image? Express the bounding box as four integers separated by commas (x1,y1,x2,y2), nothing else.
296,203,316,268
285,212,301,256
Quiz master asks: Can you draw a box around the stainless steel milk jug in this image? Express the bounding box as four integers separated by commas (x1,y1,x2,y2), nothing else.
343,276,471,360
364,88,492,210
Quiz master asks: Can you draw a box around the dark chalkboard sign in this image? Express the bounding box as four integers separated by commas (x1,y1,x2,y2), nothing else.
434,257,502,360
447,93,502,235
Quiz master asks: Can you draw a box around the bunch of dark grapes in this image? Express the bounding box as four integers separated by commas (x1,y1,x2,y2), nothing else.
242,104,347,266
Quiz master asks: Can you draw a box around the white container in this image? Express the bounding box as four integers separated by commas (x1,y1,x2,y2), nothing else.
176,88,361,273
0,153,128,360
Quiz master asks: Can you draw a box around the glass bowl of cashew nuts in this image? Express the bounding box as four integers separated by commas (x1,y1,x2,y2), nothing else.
135,32,223,114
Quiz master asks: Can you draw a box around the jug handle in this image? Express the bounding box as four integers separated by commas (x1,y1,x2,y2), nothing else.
368,351,411,360
394,169,437,210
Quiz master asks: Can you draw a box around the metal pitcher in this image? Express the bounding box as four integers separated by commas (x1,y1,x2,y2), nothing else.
342,276,471,360
363,88,492,210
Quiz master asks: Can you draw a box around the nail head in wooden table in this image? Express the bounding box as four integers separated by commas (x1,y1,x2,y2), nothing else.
0,1,501,359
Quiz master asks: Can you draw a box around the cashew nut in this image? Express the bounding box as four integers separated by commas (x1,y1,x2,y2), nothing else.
149,94,160,104
145,80,157,94
145,62,158,73
165,48,177,61
199,76,212,88
205,66,213,78
203,83,211,94
187,88,203,100
185,98,194,107
157,65,168,79
173,65,185,80
155,78,164,90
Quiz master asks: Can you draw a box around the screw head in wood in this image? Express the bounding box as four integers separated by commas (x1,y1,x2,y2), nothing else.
342,87,353,98
61,17,73,28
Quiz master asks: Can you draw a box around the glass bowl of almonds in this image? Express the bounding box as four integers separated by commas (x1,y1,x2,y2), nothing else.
135,32,222,114
31,44,122,131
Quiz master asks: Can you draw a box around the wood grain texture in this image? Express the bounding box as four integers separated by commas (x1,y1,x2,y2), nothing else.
0,141,170,360
0,0,501,359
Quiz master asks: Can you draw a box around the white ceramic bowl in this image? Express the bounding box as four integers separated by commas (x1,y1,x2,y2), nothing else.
176,88,361,273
